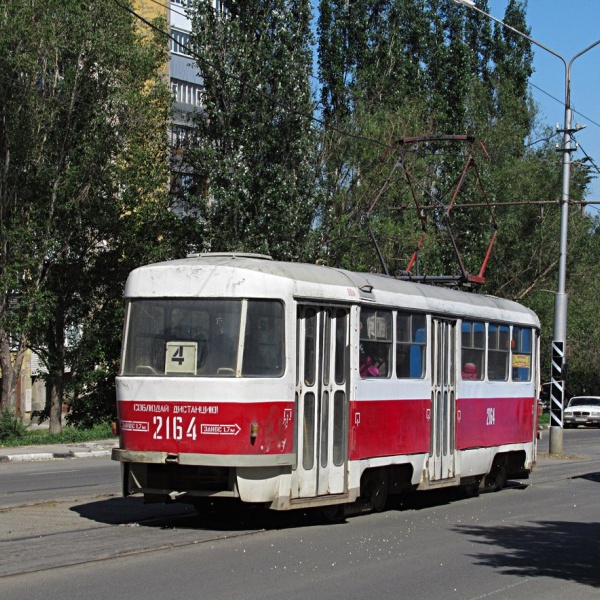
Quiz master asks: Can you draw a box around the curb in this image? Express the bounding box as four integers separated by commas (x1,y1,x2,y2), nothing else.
0,452,56,462
0,446,115,463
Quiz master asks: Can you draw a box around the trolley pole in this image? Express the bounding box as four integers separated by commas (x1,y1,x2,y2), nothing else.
452,0,600,455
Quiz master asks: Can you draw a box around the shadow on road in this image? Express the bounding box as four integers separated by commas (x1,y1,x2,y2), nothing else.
71,479,530,533
572,471,600,484
70,496,196,525
70,496,332,531
454,519,600,588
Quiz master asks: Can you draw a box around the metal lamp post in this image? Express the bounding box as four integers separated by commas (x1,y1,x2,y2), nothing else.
452,0,600,454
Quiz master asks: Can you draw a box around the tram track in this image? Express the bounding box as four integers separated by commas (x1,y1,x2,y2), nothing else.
1,526,264,580
0,496,268,578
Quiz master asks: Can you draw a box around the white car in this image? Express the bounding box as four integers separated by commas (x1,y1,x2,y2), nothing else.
564,396,600,428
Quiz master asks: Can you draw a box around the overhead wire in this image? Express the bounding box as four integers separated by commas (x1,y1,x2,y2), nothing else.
572,138,600,179
528,79,600,131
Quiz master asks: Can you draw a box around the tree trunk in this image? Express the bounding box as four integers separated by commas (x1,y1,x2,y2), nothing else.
46,310,65,434
47,374,63,434
0,329,25,413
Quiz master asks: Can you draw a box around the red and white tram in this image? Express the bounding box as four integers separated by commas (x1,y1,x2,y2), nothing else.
112,253,540,511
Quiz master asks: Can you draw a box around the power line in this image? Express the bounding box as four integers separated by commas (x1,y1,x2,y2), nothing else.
572,138,600,178
528,79,600,131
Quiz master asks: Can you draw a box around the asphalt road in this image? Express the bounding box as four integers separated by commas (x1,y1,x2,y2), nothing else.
1,429,599,599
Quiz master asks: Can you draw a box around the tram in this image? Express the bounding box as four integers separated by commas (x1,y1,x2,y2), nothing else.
112,253,540,511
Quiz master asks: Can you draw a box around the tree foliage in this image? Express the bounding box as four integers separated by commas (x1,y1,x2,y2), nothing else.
186,0,318,261
2,0,600,424
314,0,600,393
0,0,181,430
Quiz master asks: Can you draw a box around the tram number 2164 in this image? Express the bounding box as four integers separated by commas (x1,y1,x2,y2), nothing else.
152,415,198,441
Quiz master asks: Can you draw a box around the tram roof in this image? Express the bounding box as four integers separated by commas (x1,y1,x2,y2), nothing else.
125,253,539,327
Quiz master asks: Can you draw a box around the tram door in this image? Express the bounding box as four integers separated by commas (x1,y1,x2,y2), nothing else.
429,318,456,482
295,306,349,498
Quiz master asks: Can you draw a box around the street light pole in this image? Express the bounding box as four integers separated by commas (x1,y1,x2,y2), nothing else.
452,0,600,454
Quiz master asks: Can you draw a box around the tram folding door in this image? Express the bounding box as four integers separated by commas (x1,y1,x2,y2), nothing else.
429,319,456,482
294,306,350,499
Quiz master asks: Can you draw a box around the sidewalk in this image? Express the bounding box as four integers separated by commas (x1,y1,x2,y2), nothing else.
0,439,118,462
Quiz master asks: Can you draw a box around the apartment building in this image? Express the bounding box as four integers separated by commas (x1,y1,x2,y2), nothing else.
134,0,204,145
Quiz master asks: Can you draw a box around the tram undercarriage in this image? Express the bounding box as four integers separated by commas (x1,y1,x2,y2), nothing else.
116,445,533,513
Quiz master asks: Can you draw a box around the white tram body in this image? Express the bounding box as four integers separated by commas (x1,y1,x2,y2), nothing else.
112,253,540,511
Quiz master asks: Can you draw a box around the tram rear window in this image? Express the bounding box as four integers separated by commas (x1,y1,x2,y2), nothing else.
122,299,284,378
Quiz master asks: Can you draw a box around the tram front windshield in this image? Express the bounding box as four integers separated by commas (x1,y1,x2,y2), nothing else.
122,299,284,378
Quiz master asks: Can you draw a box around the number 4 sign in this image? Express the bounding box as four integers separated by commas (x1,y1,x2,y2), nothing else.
165,341,198,375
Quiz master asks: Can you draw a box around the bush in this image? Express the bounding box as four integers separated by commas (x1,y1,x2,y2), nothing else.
0,409,27,441
0,422,114,447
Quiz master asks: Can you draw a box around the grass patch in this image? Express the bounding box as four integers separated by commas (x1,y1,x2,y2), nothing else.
0,422,114,448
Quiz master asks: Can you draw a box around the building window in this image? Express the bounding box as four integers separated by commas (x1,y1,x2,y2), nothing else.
170,29,191,56
171,79,203,106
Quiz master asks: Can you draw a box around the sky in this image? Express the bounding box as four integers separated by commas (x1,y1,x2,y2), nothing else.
488,0,600,212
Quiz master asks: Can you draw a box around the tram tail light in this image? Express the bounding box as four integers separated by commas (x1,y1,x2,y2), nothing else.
250,421,259,444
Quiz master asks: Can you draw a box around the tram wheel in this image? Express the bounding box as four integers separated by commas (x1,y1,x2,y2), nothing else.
494,466,508,491
362,468,389,512
487,456,508,492
321,503,346,522
458,478,481,498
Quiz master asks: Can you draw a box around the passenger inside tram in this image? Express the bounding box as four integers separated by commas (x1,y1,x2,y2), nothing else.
360,353,380,378
461,362,479,380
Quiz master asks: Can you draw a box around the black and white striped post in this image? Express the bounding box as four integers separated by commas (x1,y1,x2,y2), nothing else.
550,340,565,453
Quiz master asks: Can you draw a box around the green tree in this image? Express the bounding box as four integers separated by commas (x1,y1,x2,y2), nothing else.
185,0,318,261
315,0,600,397
0,0,178,431
565,216,600,395
314,0,543,277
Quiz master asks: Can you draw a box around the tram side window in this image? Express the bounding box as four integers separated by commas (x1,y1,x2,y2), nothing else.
461,321,484,381
512,326,532,382
360,308,392,378
242,301,284,377
396,313,426,378
488,324,510,381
